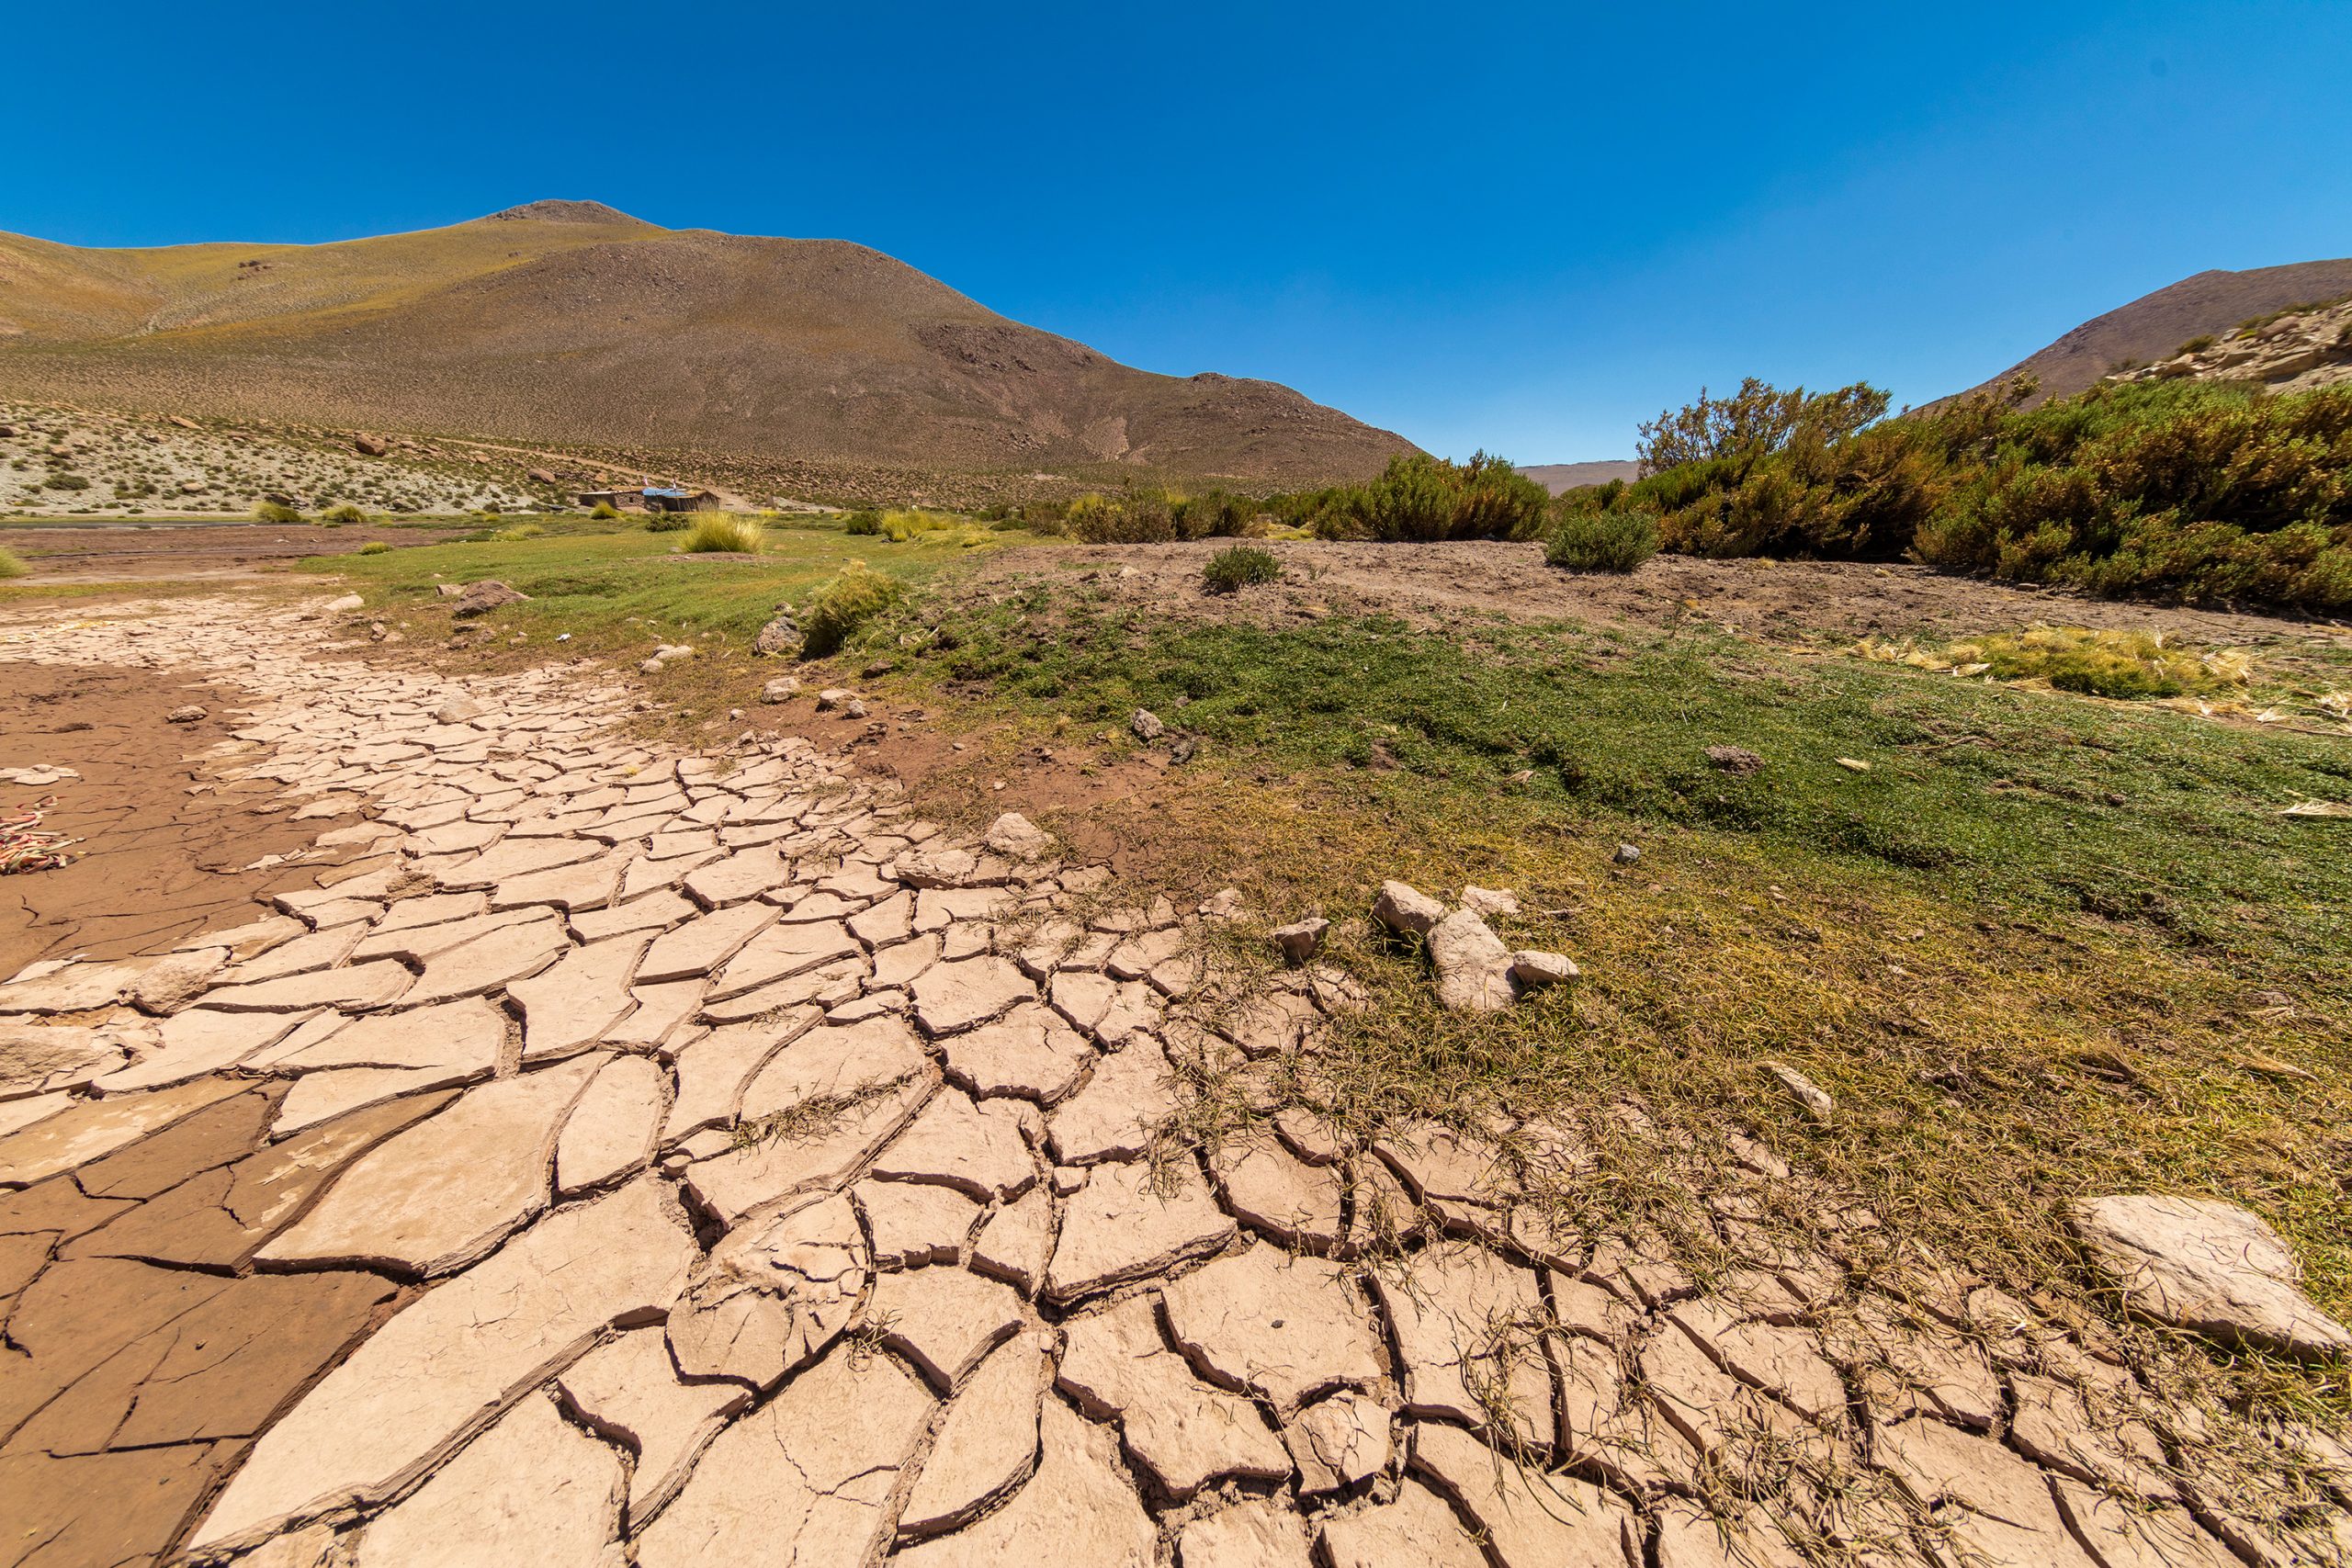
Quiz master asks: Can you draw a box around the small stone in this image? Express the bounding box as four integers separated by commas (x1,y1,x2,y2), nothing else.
1611,842,1640,865
1763,1062,1834,1122
165,704,209,724
1130,708,1165,740
1270,918,1329,964
1461,886,1520,917
1509,949,1579,987
1705,744,1764,774
2071,1193,2352,1359
761,676,801,703
451,580,527,617
984,812,1054,861
816,688,854,711
1372,880,1445,937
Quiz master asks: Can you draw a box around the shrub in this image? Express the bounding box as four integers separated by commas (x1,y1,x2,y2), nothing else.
253,501,302,523
492,522,547,542
842,509,883,536
680,513,764,553
322,503,368,525
1309,453,1549,542
799,561,905,656
0,548,26,581
589,502,623,520
1545,509,1658,572
356,541,391,556
41,473,91,491
644,513,689,533
1204,545,1282,593
881,508,950,543
2176,334,2216,356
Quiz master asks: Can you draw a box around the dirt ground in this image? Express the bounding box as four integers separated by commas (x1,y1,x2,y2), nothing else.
0,662,345,974
969,538,2352,647
0,521,457,582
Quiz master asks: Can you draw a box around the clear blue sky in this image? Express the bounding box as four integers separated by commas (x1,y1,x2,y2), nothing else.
11,2,2352,462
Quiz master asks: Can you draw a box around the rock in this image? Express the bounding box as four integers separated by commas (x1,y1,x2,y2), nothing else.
1044,1157,1235,1304
1612,842,1640,865
752,615,798,657
1427,908,1516,1011
1284,1393,1390,1495
352,434,389,457
1130,708,1165,740
555,1328,749,1521
1509,949,1579,987
189,1180,696,1555
1372,880,1445,937
349,1393,623,1568
668,1191,867,1388
164,704,209,724
1705,744,1764,774
637,1349,933,1568
1169,735,1198,763
256,1055,603,1277
985,812,1054,861
124,947,229,1016
435,695,487,723
2070,1194,2352,1359
892,1400,1157,1568
844,698,870,718
1270,918,1329,964
816,688,854,711
1763,1062,1834,1122
1461,886,1520,917
761,675,801,703
900,1329,1053,1537
1161,1243,1385,1410
450,580,527,617
526,467,557,484
1057,1294,1292,1498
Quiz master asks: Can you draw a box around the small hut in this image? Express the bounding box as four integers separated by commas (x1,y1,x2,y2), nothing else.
643,488,722,513
576,488,646,511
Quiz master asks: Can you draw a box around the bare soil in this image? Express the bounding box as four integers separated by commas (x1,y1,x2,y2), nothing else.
967,538,2350,647
0,663,346,973
0,521,458,582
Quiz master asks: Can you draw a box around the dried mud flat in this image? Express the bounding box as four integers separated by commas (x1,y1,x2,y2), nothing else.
0,595,2345,1568
0,520,459,583
970,540,2348,647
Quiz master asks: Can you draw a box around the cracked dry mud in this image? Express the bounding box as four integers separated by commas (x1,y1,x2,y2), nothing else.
0,597,2345,1568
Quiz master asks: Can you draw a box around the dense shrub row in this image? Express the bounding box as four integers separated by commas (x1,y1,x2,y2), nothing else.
1618,378,2352,610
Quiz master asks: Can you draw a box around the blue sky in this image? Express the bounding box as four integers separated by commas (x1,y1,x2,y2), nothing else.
11,2,2352,461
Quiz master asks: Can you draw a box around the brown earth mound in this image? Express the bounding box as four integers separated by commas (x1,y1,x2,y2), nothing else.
0,204,1416,487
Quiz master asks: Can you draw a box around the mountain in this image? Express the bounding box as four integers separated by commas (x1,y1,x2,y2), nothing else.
0,201,1414,487
1956,259,2352,404
1519,459,1640,495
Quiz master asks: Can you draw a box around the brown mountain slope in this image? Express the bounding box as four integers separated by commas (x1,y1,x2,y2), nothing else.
0,201,1414,484
1956,258,2352,404
1519,459,1639,495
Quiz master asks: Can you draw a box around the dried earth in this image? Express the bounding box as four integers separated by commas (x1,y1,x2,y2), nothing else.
0,595,2344,1568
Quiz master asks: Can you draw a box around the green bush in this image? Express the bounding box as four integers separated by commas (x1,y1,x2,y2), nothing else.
492,522,547,542
356,541,391,556
680,513,764,553
589,501,623,521
1306,453,1549,542
41,473,90,491
881,508,951,543
1204,545,1282,593
322,503,368,525
1544,509,1658,572
842,509,883,536
644,512,689,533
253,501,302,523
799,561,905,656
0,548,26,581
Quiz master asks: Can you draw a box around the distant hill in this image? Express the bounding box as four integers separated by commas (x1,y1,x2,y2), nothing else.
1954,259,2352,404
0,201,1415,487
1519,459,1640,494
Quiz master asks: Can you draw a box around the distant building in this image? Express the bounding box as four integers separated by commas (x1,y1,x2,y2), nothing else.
643,488,722,513
576,488,646,510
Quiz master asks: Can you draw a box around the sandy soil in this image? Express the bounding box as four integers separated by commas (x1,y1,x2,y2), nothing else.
967,539,2350,647
0,520,458,581
0,662,345,973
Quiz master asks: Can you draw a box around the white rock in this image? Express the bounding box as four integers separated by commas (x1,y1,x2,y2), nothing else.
1371,880,1445,937
2072,1193,2352,1359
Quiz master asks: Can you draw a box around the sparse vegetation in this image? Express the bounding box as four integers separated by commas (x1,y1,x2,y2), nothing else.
797,559,905,656
491,522,547,542
589,501,624,521
2177,333,2217,355
253,501,302,523
1544,508,1657,572
1203,545,1281,593
40,473,89,491
679,513,764,554
1854,625,2256,700
842,509,883,536
0,548,26,581
322,503,369,525
644,512,690,533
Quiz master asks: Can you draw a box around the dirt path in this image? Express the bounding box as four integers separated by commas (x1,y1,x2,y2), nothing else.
971,540,2350,647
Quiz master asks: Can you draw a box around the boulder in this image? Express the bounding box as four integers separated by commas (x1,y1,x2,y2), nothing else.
526,467,557,484
985,813,1054,862
1130,709,1165,741
352,434,389,457
2071,1194,2352,1359
752,613,798,657
1426,908,1515,1012
322,592,366,615
760,676,801,704
451,581,527,617
1372,881,1445,938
